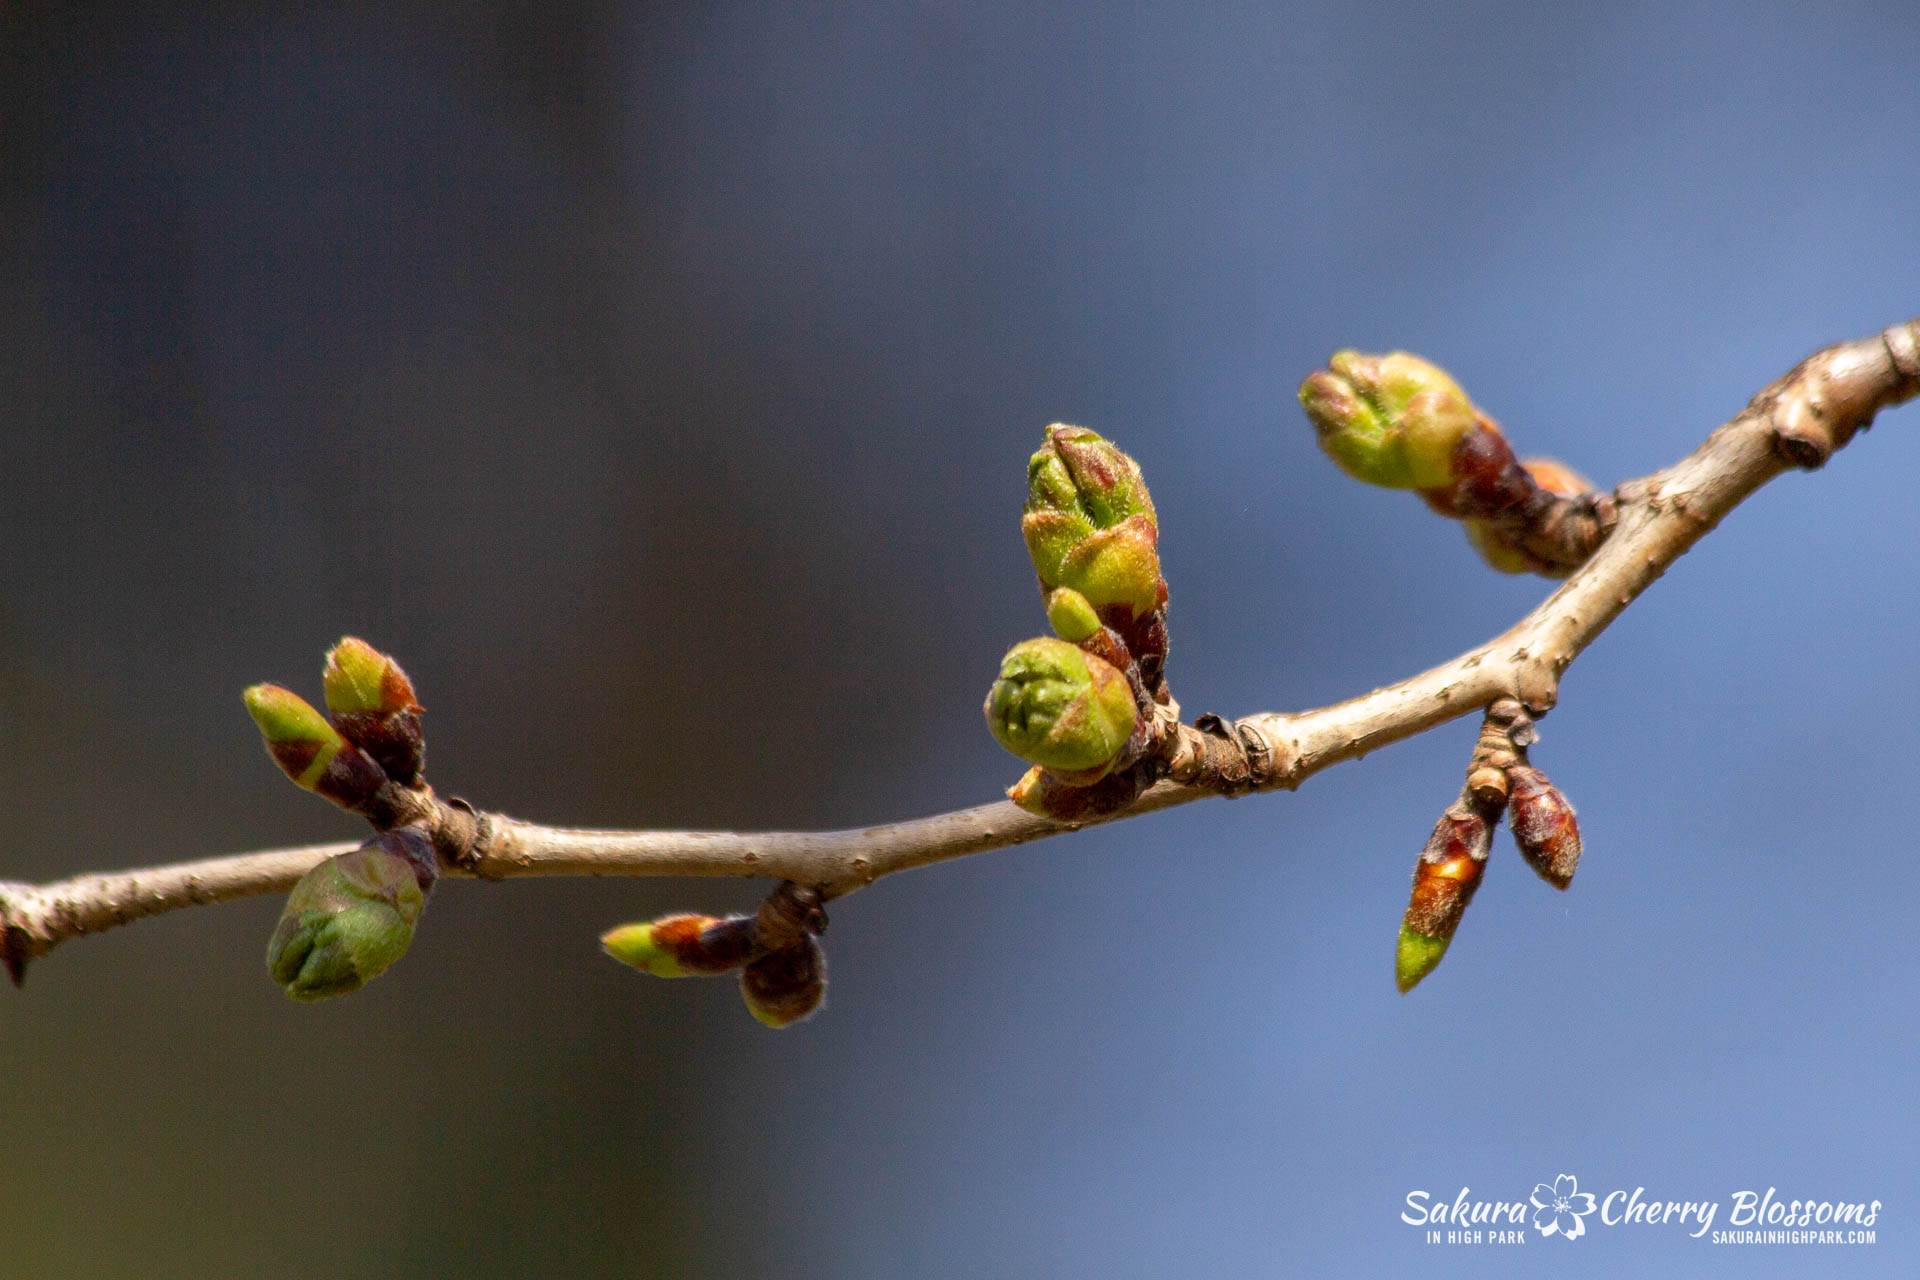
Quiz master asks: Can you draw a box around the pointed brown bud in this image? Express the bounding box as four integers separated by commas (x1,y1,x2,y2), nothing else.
1507,765,1582,888
1397,799,1495,992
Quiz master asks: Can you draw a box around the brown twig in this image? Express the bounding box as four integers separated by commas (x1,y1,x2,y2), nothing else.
3,317,1916,983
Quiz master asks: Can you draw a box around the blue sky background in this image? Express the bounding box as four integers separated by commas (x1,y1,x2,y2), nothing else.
3,2,1917,1275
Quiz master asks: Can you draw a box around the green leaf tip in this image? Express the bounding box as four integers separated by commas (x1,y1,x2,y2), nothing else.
1395,925,1451,993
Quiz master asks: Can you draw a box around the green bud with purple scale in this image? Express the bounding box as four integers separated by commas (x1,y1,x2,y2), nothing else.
601,914,761,978
322,636,426,786
243,683,393,818
266,829,435,1001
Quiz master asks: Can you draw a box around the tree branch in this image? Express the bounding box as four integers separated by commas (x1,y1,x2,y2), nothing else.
4,318,1916,981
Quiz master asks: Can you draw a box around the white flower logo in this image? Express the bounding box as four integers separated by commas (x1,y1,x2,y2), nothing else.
1530,1174,1597,1241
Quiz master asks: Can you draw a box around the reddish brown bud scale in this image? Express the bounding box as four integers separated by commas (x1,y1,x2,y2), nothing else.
1507,765,1582,888
740,936,827,1028
1403,802,1493,940
1006,761,1152,822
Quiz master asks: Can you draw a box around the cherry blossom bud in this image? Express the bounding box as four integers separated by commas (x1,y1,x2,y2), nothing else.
1506,765,1583,888
1022,425,1164,626
322,636,426,786
600,914,760,978
243,683,393,819
266,832,433,1001
1396,798,1495,993
985,637,1141,779
1300,351,1479,491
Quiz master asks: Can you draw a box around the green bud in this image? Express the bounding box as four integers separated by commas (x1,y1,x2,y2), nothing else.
1300,351,1479,492
322,637,426,785
1025,423,1156,530
1050,517,1163,623
244,683,393,817
266,839,429,1001
601,914,759,978
1022,426,1164,624
984,637,1139,777
321,636,419,715
1044,587,1103,643
739,936,826,1028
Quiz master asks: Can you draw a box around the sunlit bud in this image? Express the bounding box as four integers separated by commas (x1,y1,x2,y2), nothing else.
739,936,827,1028
1396,799,1495,993
600,914,760,978
1506,765,1583,889
322,637,426,785
985,637,1140,778
243,683,393,818
1022,426,1164,624
1300,351,1479,491
1463,458,1591,576
1025,424,1156,532
266,839,429,1001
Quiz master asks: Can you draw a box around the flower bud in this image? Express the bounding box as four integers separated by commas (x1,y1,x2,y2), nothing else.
322,637,426,786
739,936,826,1028
266,838,430,1001
1396,799,1495,993
985,637,1140,778
1301,351,1479,492
244,683,393,819
1463,458,1591,576
1022,426,1164,625
1506,765,1582,888
601,914,760,978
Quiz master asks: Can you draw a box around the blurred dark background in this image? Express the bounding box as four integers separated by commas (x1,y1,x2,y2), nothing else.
3,2,1917,1276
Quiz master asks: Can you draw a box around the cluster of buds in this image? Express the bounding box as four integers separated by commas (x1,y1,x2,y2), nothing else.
985,425,1173,821
602,882,828,1027
245,638,438,1000
1299,351,1613,577
1396,701,1584,992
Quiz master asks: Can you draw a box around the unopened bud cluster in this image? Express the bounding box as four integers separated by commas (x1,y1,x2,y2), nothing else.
245,638,439,1000
602,883,828,1027
985,425,1174,821
1396,701,1584,992
1300,351,1609,577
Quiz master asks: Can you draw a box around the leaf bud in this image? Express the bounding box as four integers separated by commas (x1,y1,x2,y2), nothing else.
600,914,760,978
322,636,426,785
984,637,1140,779
1300,351,1479,491
243,683,394,819
1396,798,1495,993
1506,764,1583,889
739,936,826,1028
266,837,430,1001
1006,761,1152,821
